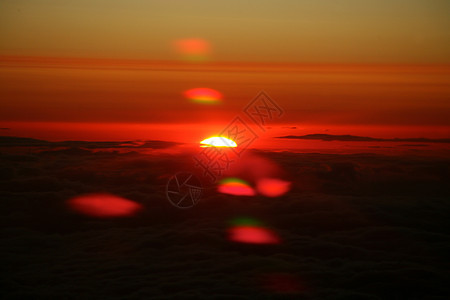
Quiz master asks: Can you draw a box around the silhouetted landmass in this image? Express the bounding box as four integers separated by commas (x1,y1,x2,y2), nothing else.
277,134,450,143
400,144,429,147
0,136,51,146
0,136,180,149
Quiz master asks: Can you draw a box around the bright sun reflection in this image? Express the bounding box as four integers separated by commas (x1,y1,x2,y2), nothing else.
200,136,237,147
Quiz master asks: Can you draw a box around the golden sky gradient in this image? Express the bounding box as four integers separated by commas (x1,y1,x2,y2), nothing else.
1,0,450,63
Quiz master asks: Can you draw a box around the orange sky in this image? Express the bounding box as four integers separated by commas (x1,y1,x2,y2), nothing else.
1,57,449,126
0,57,449,145
1,1,449,143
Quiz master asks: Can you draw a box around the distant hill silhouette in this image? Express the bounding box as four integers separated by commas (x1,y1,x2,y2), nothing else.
277,134,450,143
0,136,181,149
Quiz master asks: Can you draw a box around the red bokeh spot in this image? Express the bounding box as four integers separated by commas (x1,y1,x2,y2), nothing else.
228,226,280,244
173,38,211,61
224,153,283,183
218,184,256,196
256,178,291,197
218,177,255,196
173,38,211,55
184,88,223,103
68,193,142,218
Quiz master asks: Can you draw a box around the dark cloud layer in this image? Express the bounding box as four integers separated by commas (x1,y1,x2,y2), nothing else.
278,134,450,143
0,136,180,149
1,139,449,299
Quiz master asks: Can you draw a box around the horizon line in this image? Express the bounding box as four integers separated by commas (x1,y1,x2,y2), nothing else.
2,55,450,72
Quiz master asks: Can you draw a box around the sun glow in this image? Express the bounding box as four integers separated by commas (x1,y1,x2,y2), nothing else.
200,136,237,147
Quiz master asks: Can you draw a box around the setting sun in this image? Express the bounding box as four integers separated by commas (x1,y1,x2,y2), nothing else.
1,0,449,298
200,136,237,147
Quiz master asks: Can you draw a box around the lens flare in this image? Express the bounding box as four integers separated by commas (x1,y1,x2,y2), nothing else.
227,217,281,245
229,217,264,227
256,178,291,197
228,226,281,245
218,177,255,196
68,193,142,218
184,88,222,104
224,153,283,182
200,136,237,147
172,38,211,61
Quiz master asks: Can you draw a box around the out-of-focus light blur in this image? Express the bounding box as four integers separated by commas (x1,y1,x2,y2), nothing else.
67,193,142,218
172,38,211,61
184,87,222,104
220,153,291,197
218,177,255,196
228,226,281,245
227,217,281,244
225,153,283,182
256,178,291,197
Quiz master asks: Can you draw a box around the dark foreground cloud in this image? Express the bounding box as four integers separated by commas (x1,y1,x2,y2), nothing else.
0,136,180,149
277,134,450,143
0,141,449,299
